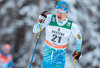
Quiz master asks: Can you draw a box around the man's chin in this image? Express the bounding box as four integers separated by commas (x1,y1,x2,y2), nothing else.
57,18,62,21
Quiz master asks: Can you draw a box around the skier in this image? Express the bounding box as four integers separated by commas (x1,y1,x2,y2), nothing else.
0,44,14,68
33,1,82,68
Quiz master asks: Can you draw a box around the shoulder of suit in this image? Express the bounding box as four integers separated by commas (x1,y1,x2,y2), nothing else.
71,23,79,29
47,14,52,18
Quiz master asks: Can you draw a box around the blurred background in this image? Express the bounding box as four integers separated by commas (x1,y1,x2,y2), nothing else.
0,0,100,68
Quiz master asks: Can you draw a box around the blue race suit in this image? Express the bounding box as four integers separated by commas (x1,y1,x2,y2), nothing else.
0,51,14,68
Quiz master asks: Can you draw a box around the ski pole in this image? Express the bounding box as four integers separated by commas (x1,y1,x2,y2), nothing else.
29,24,42,68
74,59,76,68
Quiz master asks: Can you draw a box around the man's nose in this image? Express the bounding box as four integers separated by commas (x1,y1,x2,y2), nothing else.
58,13,62,15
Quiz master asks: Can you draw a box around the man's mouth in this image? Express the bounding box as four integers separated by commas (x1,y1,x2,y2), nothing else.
57,16,61,19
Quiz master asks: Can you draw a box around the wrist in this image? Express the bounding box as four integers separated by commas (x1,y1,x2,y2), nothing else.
75,51,80,53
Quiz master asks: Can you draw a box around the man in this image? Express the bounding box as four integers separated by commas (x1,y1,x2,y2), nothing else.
0,44,14,68
33,1,82,68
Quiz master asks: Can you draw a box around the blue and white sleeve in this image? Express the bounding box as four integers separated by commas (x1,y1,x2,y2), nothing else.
71,24,82,52
33,22,43,33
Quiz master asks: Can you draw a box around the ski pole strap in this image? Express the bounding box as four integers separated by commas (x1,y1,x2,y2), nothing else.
74,59,76,68
37,24,42,39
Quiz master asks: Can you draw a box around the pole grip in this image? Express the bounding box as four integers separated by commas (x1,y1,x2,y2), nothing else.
74,59,76,68
38,24,42,36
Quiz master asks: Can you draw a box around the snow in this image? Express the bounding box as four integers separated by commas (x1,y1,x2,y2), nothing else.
19,5,38,17
0,0,2,2
16,0,26,7
0,0,15,15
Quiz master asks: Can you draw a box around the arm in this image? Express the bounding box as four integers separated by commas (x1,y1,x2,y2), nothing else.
33,22,43,33
71,24,82,52
75,33,82,52
71,24,82,60
33,12,52,33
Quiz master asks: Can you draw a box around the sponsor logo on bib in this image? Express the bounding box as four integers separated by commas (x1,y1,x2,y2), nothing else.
52,17,55,22
67,22,71,27
58,28,60,31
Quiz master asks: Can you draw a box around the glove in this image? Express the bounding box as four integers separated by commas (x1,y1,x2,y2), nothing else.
72,51,81,60
39,11,48,23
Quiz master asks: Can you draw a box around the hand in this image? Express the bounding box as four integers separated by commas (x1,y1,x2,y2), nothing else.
72,51,81,60
39,11,48,23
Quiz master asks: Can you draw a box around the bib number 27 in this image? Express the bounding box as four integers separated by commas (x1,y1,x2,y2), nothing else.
51,35,62,43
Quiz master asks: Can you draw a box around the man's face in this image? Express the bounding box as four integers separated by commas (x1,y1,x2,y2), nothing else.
3,48,10,54
56,9,67,21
